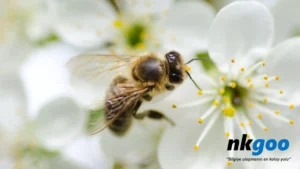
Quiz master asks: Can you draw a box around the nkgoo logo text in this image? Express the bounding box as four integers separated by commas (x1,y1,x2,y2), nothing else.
227,134,290,156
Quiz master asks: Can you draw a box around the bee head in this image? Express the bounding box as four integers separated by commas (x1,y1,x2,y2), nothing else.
165,51,185,84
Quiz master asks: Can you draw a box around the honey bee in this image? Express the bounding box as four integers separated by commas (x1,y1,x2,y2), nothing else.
67,51,201,136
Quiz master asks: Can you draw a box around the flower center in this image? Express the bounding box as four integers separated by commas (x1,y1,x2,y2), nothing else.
124,23,147,49
223,85,248,107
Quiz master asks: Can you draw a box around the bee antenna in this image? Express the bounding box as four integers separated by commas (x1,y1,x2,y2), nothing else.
185,58,210,65
185,71,201,90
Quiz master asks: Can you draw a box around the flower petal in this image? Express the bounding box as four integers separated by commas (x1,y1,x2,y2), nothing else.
122,0,174,16
272,0,300,43
208,1,274,72
265,37,300,94
162,1,215,58
158,114,227,169
35,97,86,150
48,0,116,48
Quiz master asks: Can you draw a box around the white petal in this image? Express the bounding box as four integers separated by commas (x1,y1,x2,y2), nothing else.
158,114,227,169
35,97,86,150
162,1,215,58
272,0,300,43
208,1,274,72
265,37,300,94
123,0,174,16
49,0,116,48
62,136,113,169
0,70,27,134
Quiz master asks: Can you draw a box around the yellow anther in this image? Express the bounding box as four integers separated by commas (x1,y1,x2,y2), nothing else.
226,132,230,137
194,145,199,150
258,114,263,119
185,66,191,71
247,78,251,83
289,104,295,109
227,161,233,166
219,89,225,95
263,98,268,103
223,107,235,117
240,67,245,72
213,101,219,106
248,103,254,108
264,127,269,132
140,31,147,39
223,97,229,103
231,59,235,63
275,110,280,115
264,75,268,80
113,19,123,28
240,122,244,127
247,134,250,138
221,76,226,81
198,118,203,124
248,121,252,125
279,89,283,94
231,82,237,88
172,104,177,109
265,83,269,87
135,42,145,49
290,120,295,125
262,61,266,67
249,83,254,89
198,90,203,95
275,76,280,81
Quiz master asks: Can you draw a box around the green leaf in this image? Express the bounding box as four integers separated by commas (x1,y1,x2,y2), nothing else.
196,52,220,77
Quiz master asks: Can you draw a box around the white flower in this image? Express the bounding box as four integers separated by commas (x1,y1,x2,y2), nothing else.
158,1,300,169
47,0,215,57
0,70,86,169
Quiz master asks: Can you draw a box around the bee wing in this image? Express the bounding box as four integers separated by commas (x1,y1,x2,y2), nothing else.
87,83,149,135
66,54,135,83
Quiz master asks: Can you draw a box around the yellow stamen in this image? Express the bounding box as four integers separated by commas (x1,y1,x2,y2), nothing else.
227,161,233,166
135,42,145,49
275,110,280,115
258,114,263,119
248,121,252,125
113,19,123,28
275,76,280,81
264,127,269,132
247,134,250,138
265,83,269,87
290,120,295,125
221,76,226,81
140,31,147,39
262,61,266,67
213,101,219,106
289,104,294,109
219,89,225,95
240,67,245,72
198,118,203,124
231,59,235,63
226,132,230,137
223,107,235,117
172,104,177,109
248,103,254,108
249,83,254,89
194,145,199,150
247,78,251,83
279,89,283,94
198,90,203,95
264,75,268,80
231,82,237,88
185,66,191,71
240,122,244,127
223,97,229,103
263,98,268,103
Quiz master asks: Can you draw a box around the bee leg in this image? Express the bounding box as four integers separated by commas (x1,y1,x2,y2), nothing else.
142,94,152,101
165,84,175,91
132,100,142,115
133,109,175,126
